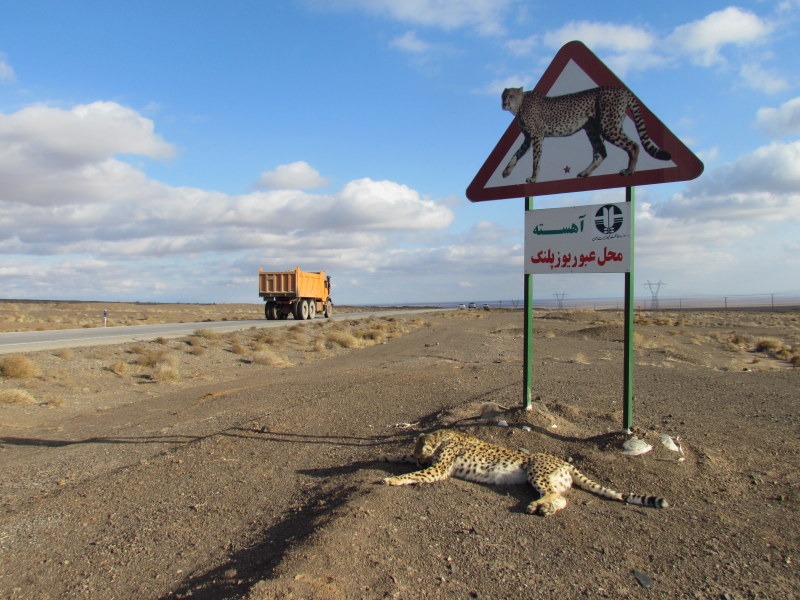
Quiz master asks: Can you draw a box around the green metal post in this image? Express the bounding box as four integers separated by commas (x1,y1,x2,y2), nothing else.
623,187,635,431
523,196,534,410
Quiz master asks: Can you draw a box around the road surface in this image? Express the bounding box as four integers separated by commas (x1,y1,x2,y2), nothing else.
0,309,448,354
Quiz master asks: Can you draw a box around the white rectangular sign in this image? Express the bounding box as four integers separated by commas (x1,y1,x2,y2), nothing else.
525,202,631,274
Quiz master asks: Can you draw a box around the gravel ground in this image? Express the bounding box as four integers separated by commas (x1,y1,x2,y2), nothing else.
0,307,798,599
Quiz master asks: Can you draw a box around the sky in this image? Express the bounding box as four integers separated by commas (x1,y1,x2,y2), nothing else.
1,0,799,306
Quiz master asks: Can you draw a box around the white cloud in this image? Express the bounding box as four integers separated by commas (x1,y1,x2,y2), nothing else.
255,161,330,190
0,101,455,276
755,97,800,138
666,7,773,66
505,35,537,57
652,141,800,224
0,101,175,167
0,59,14,83
474,75,534,96
543,21,655,53
319,0,512,35
517,20,664,76
390,31,432,53
740,63,789,94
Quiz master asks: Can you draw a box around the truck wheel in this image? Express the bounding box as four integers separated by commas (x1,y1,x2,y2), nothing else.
294,300,309,320
324,300,332,318
307,300,316,319
265,302,277,320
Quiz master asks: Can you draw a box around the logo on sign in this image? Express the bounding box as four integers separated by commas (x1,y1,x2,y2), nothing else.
594,204,624,234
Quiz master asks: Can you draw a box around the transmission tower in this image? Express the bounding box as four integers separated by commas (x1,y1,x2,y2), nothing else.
643,280,666,310
554,292,566,310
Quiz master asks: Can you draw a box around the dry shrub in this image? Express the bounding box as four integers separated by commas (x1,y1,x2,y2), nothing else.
356,328,387,344
109,360,129,376
154,337,169,345
151,363,180,383
231,342,247,355
136,349,178,368
729,333,752,346
572,353,590,364
0,355,40,379
755,338,783,353
325,331,361,349
249,341,267,352
253,331,277,345
189,345,206,356
0,388,36,404
54,348,74,359
194,328,221,340
790,355,800,367
44,396,65,408
252,349,292,367
186,336,204,348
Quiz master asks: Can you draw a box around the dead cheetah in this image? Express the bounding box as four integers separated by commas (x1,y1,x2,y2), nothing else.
379,429,668,516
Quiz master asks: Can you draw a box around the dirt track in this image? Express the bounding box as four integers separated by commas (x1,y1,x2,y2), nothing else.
1,309,798,599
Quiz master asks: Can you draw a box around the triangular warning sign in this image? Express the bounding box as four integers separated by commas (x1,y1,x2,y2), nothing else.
466,41,703,202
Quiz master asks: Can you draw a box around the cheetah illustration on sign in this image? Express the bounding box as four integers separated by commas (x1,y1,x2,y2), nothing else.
501,86,671,184
466,41,703,201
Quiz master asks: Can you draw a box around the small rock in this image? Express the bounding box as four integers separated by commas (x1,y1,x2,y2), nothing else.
632,570,654,588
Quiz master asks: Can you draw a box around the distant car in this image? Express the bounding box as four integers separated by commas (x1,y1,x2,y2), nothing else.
482,303,490,310
468,302,477,309
458,304,466,309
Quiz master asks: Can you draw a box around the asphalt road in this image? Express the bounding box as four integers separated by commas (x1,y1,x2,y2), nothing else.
0,309,448,354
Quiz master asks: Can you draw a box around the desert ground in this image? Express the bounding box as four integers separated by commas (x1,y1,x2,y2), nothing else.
0,302,798,599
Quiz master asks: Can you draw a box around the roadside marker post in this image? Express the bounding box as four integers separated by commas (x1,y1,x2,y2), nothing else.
467,41,703,431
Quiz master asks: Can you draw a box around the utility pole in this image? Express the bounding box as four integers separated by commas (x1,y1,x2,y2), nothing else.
554,292,566,310
643,280,666,310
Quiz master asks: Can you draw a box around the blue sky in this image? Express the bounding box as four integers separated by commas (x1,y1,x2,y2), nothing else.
1,0,798,306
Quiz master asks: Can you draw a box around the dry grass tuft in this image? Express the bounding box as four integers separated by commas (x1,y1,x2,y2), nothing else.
325,331,361,349
109,360,129,376
0,355,41,379
194,328,221,340
151,363,181,383
251,349,292,367
572,353,590,364
755,338,783,353
0,388,37,404
54,348,74,359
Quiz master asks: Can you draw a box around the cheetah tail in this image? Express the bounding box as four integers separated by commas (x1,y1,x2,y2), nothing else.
571,467,668,509
624,494,669,509
628,98,671,161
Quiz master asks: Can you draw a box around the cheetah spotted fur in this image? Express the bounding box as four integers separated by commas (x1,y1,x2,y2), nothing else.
501,86,671,184
380,429,668,516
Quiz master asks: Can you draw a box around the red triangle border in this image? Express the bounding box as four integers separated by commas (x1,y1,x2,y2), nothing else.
466,41,704,202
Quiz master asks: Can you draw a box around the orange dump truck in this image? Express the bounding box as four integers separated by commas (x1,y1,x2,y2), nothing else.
258,267,332,320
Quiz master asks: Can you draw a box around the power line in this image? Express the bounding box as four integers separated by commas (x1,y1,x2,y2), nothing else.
643,280,666,310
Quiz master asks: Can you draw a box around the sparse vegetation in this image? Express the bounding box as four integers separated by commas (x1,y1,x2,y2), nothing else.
0,355,40,379
325,331,360,349
109,360,129,376
252,349,292,368
755,337,783,353
0,388,36,404
151,363,180,383
194,329,221,341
